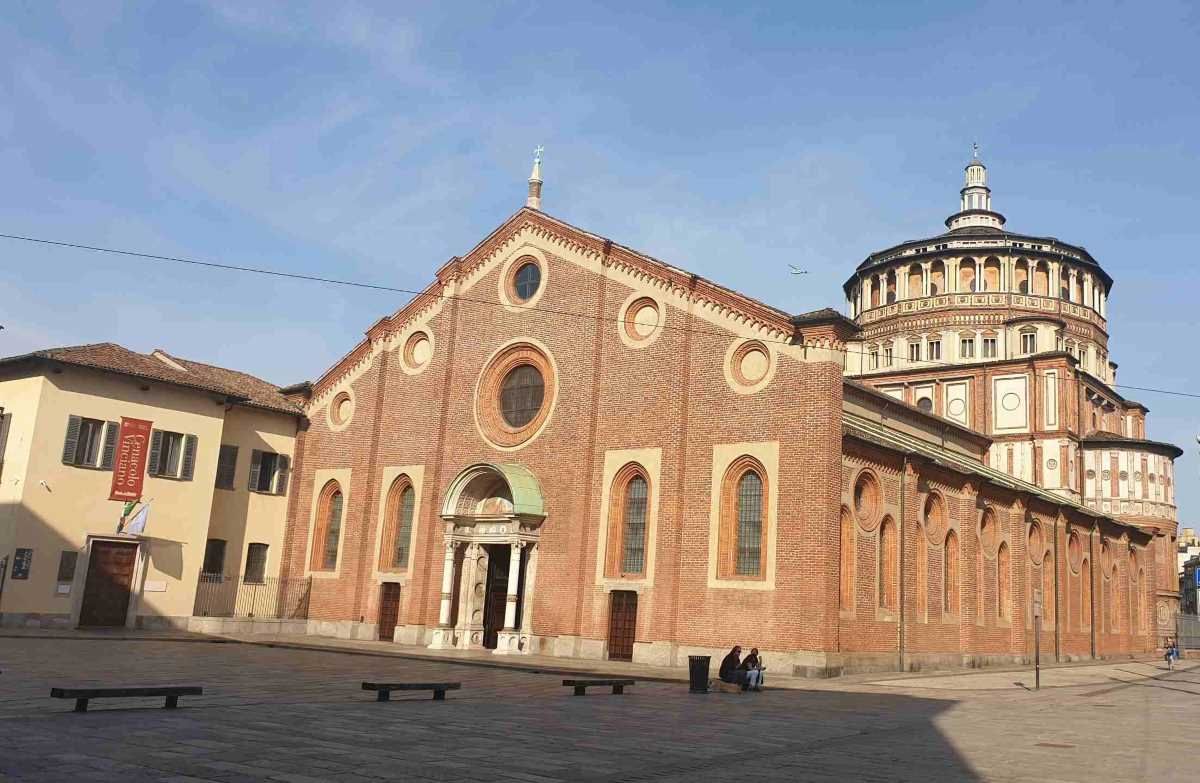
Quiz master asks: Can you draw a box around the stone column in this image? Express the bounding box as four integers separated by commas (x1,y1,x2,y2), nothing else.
495,542,530,655
922,262,931,297
428,540,459,649
503,542,522,631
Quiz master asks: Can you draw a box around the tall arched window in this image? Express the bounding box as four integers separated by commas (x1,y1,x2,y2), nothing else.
915,525,928,618
735,472,763,576
606,464,650,578
879,516,897,611
1108,566,1119,633
718,457,768,579
311,481,344,571
840,507,855,611
1081,557,1092,628
944,530,960,615
379,476,416,571
621,476,648,574
997,541,1011,620
1137,568,1146,633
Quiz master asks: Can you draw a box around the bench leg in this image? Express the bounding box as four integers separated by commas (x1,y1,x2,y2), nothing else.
74,698,88,713
433,689,445,701
612,685,625,695
165,695,179,709
376,690,390,702
573,686,586,696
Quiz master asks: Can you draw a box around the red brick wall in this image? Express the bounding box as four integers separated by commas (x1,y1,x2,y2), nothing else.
282,239,845,653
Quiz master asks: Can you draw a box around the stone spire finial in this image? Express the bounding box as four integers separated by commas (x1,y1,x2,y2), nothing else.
526,146,544,210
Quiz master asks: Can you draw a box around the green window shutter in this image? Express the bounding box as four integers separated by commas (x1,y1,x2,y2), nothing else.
247,449,263,492
180,435,198,481
61,415,82,465
99,421,120,470
275,454,291,496
146,430,163,476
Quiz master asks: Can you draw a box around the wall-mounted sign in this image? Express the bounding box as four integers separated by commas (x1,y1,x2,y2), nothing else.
12,548,32,580
109,417,153,502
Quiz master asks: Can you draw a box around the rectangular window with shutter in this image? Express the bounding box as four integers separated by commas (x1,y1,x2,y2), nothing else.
215,445,238,490
61,416,119,469
248,450,290,494
148,430,197,480
244,543,268,583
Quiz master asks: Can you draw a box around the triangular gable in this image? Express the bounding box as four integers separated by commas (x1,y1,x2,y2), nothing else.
307,207,805,411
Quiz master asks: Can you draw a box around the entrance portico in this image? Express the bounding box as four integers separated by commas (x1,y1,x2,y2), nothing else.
427,463,544,655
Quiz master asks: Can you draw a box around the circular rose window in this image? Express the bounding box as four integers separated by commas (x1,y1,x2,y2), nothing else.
404,331,432,370
732,341,770,386
508,259,542,303
499,365,544,427
476,342,556,449
623,297,660,342
329,390,354,428
853,472,880,531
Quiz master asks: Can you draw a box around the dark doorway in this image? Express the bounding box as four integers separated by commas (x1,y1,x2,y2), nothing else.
608,590,637,661
378,582,402,641
482,545,511,650
79,541,137,627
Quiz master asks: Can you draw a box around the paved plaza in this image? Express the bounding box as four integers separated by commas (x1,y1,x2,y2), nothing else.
0,636,1196,782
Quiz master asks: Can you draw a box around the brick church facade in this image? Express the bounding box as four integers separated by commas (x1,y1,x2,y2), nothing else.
278,154,1174,675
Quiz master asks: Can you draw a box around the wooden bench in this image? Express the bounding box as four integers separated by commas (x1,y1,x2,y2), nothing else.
562,678,635,696
50,686,202,713
361,682,461,702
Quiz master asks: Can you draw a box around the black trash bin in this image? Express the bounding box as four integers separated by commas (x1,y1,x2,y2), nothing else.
688,655,711,693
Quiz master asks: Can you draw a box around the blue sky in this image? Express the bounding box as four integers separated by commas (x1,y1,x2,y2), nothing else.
1,0,1197,513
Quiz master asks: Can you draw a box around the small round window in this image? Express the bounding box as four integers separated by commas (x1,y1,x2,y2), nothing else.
916,397,933,413
499,364,545,428
513,262,541,302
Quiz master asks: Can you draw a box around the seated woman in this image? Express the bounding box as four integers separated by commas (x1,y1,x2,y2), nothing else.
738,647,765,691
718,645,744,688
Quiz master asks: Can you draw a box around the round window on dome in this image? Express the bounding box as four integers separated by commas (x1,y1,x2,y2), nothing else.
916,397,933,413
499,365,545,428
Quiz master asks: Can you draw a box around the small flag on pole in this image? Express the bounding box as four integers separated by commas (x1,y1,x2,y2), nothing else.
123,502,150,536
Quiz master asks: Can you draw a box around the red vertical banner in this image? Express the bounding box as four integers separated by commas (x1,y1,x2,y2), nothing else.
109,417,153,502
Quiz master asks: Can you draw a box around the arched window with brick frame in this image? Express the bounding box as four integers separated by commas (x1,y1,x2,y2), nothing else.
379,475,416,571
840,506,855,611
718,457,767,580
944,530,960,615
997,541,1011,620
879,516,897,610
1081,557,1092,628
311,480,344,571
606,463,650,578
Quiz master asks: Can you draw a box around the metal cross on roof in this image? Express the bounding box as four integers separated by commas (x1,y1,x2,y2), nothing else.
534,145,544,163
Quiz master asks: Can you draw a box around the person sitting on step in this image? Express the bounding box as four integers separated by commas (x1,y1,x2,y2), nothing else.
718,645,746,691
738,647,765,691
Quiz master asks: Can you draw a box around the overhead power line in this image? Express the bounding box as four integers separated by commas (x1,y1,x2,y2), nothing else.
2,231,1198,401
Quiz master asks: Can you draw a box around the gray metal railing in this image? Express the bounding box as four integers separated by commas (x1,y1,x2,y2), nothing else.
193,574,311,619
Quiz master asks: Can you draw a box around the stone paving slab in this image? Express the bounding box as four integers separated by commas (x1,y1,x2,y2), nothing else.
1,637,1196,782
867,659,1195,690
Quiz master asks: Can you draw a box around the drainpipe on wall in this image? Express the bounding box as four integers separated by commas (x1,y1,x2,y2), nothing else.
898,455,908,673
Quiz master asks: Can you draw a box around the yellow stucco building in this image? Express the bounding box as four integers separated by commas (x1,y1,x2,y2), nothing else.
0,343,301,629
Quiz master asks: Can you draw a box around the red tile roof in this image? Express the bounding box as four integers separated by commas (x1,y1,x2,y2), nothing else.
0,343,302,416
